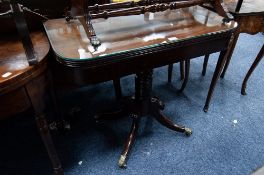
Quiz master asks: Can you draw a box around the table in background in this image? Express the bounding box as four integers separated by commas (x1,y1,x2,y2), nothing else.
0,31,63,174
221,0,264,94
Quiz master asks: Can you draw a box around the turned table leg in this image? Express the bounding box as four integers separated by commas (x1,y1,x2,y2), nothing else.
35,115,64,175
25,74,63,175
241,44,264,95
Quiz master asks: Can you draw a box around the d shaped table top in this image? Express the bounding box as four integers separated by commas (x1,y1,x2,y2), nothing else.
0,31,49,93
44,6,236,66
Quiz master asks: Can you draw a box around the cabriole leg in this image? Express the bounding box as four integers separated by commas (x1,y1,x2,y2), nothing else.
241,44,264,95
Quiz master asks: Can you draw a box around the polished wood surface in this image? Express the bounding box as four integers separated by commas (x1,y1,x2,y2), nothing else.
0,32,49,94
45,5,236,167
44,6,236,61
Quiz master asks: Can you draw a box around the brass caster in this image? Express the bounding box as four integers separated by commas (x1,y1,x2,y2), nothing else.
241,90,247,96
203,105,208,113
184,127,192,136
118,155,127,169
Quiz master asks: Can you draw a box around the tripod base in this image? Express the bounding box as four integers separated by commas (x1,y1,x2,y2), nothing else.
96,70,192,168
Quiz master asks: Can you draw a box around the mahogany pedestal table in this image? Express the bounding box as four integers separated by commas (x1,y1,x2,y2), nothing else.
44,6,236,168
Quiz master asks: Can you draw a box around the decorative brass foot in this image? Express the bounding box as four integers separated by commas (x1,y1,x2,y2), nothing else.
118,155,127,168
203,105,209,113
241,86,247,96
184,127,192,136
118,114,139,168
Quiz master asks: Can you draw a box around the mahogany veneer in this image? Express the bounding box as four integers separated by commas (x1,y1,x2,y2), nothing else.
44,6,236,167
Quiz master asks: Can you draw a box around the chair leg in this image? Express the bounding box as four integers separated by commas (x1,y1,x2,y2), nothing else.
241,44,264,95
180,59,190,92
168,64,173,83
202,54,210,76
235,0,244,12
204,50,228,112
220,34,239,78
180,61,185,80
113,79,122,100
168,61,186,83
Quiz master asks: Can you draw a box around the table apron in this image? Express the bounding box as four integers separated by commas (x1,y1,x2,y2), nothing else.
52,34,231,87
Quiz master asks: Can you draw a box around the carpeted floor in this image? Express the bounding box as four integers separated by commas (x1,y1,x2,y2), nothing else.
0,33,263,175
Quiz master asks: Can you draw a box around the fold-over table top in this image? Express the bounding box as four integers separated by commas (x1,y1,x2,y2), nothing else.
44,6,236,63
